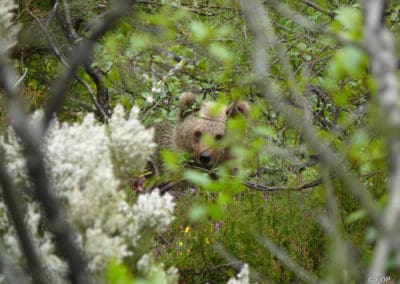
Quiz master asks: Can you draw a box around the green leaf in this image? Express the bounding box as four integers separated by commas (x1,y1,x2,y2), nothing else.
130,33,152,51
351,130,369,148
189,205,208,221
326,46,367,86
345,209,367,224
207,203,223,219
190,21,210,42
161,150,180,172
148,269,168,284
365,226,378,244
184,170,211,187
208,43,233,64
335,8,361,30
390,12,398,22
333,7,363,41
340,46,367,76
106,261,134,284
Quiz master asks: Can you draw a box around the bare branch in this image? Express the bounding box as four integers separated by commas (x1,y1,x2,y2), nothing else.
24,0,69,67
257,236,319,283
244,171,381,193
24,0,110,120
43,0,138,129
362,0,400,279
300,0,335,18
267,0,363,49
244,178,324,192
213,243,262,283
239,0,382,228
55,0,111,119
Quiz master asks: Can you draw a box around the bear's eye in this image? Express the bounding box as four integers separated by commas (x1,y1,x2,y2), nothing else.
194,130,202,141
215,134,224,141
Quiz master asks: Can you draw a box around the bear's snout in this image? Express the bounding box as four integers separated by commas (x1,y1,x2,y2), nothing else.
199,150,211,166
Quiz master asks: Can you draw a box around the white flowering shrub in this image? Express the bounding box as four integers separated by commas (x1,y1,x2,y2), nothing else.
137,253,179,283
0,0,19,54
133,189,176,232
0,105,177,282
108,105,156,182
226,264,250,284
0,129,29,185
46,113,119,194
1,202,68,282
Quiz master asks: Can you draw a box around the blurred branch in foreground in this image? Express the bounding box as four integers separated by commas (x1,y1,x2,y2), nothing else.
0,0,138,283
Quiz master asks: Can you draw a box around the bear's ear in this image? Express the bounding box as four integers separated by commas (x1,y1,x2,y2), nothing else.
226,101,250,118
178,92,199,119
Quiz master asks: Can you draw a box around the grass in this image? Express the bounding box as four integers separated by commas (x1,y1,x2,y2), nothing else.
157,185,329,283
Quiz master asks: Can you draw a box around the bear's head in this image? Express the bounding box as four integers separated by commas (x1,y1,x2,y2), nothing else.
173,92,249,169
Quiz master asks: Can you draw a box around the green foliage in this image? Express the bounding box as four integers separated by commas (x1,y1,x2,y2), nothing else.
106,262,135,284
159,189,327,283
7,0,394,282
332,7,363,41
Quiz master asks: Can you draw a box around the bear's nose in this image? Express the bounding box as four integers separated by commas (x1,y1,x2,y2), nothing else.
199,151,211,165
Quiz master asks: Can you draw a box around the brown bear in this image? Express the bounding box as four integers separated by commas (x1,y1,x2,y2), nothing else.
154,92,250,173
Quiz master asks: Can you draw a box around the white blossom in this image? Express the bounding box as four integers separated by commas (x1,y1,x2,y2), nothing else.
133,189,175,233
108,105,156,180
0,0,19,54
0,105,177,281
146,95,155,104
2,203,68,282
0,129,29,185
227,264,250,284
137,253,179,283
46,113,118,194
0,202,9,230
84,227,132,272
151,86,162,93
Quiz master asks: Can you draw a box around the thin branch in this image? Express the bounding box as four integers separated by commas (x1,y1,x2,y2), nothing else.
244,178,324,192
257,236,319,284
24,0,109,120
267,0,363,49
318,167,358,281
56,0,111,118
43,0,138,129
180,261,243,275
362,0,400,280
300,0,335,18
244,171,381,193
213,243,262,283
24,0,69,67
0,155,47,284
44,0,60,29
76,76,109,119
13,67,28,88
239,0,382,229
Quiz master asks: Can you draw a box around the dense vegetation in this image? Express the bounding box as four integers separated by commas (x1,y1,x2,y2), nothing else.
1,0,400,283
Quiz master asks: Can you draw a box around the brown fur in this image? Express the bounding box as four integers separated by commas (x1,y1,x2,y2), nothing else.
155,92,249,172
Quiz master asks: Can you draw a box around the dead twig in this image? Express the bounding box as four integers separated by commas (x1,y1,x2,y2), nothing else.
43,0,138,130
300,0,335,18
